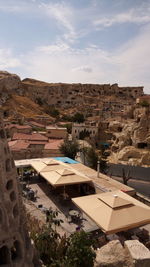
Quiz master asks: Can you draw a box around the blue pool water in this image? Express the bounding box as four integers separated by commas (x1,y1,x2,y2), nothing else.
52,157,78,164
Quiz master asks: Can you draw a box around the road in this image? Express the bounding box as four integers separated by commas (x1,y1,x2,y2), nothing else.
112,177,150,198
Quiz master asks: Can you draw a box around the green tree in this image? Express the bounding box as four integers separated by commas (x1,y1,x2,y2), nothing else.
65,231,96,267
81,147,108,173
30,209,96,267
59,139,79,159
79,129,90,140
140,100,149,107
73,113,85,123
62,123,72,134
30,209,68,266
45,106,60,118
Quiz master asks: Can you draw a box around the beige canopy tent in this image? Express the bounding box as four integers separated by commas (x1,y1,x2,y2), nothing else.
40,168,92,187
31,159,60,173
31,159,92,187
72,190,150,234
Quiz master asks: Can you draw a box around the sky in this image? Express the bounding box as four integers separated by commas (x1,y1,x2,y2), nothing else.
0,0,150,93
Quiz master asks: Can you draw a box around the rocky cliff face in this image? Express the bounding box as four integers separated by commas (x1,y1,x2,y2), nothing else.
0,115,40,266
0,70,144,121
0,71,21,105
21,78,143,108
108,105,150,166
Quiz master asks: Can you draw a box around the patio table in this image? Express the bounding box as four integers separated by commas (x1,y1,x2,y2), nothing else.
69,210,80,217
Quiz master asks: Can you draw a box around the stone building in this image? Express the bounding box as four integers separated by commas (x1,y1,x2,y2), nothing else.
0,116,38,266
46,126,68,139
72,122,98,139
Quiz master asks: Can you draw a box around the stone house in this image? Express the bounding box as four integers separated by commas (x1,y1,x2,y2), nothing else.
46,126,68,139
5,124,32,138
8,139,64,160
72,122,98,139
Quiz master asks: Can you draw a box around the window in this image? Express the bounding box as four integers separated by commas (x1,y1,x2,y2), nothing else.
0,246,10,265
5,159,11,172
6,180,13,190
0,129,5,139
13,204,19,218
11,241,22,261
10,191,16,202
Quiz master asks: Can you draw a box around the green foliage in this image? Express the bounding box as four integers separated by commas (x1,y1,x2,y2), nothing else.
79,129,90,140
59,139,79,159
32,127,45,132
61,123,72,134
65,231,96,267
139,100,149,107
73,112,85,123
30,209,96,267
31,209,68,266
82,147,98,170
81,147,108,173
61,114,73,122
36,97,44,106
45,107,60,118
61,113,85,123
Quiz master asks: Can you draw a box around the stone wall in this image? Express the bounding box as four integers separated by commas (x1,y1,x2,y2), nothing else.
0,116,39,266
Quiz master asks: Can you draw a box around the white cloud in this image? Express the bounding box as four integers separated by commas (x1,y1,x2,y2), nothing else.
0,1,30,13
115,24,150,91
0,49,21,69
38,43,69,53
16,26,150,94
94,8,150,28
72,66,93,73
39,2,77,43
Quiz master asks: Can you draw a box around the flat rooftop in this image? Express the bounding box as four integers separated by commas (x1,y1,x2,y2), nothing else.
15,157,135,196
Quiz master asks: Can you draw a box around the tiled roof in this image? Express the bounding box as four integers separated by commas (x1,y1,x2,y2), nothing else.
29,141,46,145
44,139,63,150
28,121,46,128
5,124,32,130
12,132,48,141
8,140,29,151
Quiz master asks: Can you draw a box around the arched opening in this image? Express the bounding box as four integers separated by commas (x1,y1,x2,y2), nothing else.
4,147,7,154
0,209,3,224
137,142,147,149
0,129,5,139
11,158,15,168
10,191,16,202
5,159,11,172
11,240,22,261
13,204,19,218
6,180,13,190
0,246,10,265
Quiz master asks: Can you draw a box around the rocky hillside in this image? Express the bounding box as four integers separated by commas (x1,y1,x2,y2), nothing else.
108,105,150,166
0,71,53,121
0,71,144,121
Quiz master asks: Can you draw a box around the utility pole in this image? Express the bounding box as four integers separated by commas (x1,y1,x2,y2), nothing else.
97,159,100,178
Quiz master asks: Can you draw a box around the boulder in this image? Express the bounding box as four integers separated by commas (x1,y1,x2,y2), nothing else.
95,240,125,267
117,146,142,161
109,121,123,132
0,71,21,91
125,240,150,267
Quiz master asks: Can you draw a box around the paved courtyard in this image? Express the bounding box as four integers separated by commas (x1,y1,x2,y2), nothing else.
27,181,99,234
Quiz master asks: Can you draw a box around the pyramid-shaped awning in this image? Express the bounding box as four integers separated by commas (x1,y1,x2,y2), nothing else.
40,168,92,187
31,159,61,173
98,193,132,209
72,190,150,234
42,159,60,166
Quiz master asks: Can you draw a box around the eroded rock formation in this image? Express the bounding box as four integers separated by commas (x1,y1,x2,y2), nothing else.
108,105,150,166
0,115,39,266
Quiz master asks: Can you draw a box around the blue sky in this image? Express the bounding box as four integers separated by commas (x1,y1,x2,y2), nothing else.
0,0,150,93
